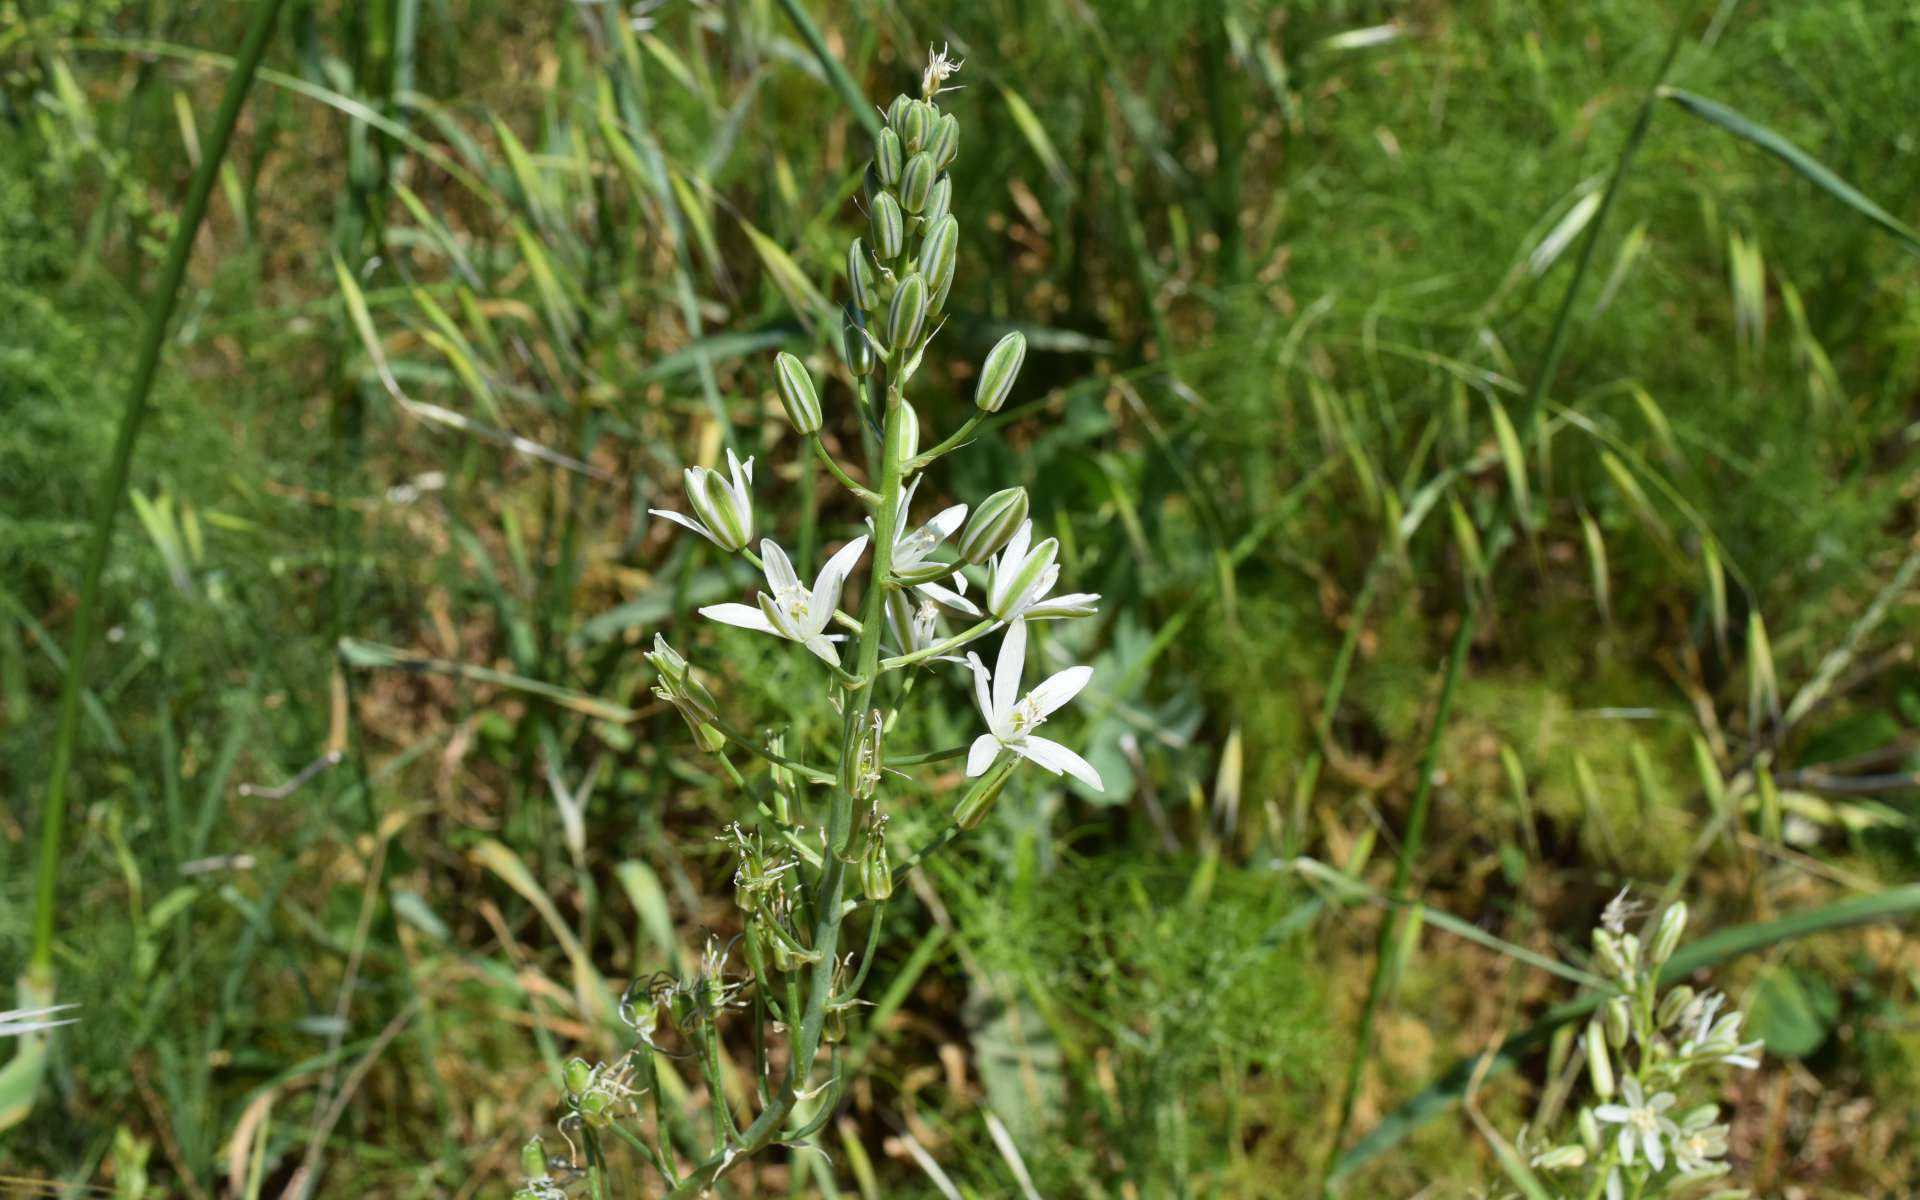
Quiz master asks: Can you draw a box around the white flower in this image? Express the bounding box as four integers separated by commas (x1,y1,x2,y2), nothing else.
872,477,968,583
700,536,869,666
1670,1107,1731,1175
1678,991,1764,1069
886,589,965,664
0,1004,77,1038
964,621,1102,790
983,521,1098,621
650,448,755,551
1593,1077,1678,1172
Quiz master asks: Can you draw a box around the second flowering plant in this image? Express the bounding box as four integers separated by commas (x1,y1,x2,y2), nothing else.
520,49,1103,1197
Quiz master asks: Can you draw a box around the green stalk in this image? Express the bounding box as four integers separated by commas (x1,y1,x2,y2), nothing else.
663,372,908,1200
1324,601,1477,1189
27,0,288,983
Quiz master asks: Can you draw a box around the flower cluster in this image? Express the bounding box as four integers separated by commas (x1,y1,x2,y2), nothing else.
1517,893,1761,1200
522,51,1106,1198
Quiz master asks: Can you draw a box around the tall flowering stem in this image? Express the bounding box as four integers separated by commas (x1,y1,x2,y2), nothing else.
521,48,1103,1198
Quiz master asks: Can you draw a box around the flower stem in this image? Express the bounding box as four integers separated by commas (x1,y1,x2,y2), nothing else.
879,617,998,671
810,434,878,503
907,411,986,472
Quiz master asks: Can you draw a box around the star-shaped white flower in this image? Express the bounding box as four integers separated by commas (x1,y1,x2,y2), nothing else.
700,536,868,666
984,520,1098,621
649,448,755,551
872,477,968,584
1593,1077,1678,1172
1678,991,1764,1069
1670,1106,1730,1176
964,621,1102,790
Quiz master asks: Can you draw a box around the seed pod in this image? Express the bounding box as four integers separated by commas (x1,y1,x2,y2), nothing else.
918,215,958,297
563,1056,593,1097
897,98,932,152
886,271,928,352
928,112,959,170
923,174,952,225
859,818,892,901
870,191,904,260
1584,1020,1615,1099
824,1003,847,1044
957,486,1028,564
874,127,904,188
888,400,920,465
1603,995,1632,1048
973,330,1027,413
520,1137,548,1180
773,352,823,435
1651,902,1687,966
899,151,936,213
842,306,874,378
847,237,879,312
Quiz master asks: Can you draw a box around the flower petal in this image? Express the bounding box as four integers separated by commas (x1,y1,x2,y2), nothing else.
992,621,1027,722
1023,591,1101,620
810,535,871,634
649,508,721,547
1028,665,1093,719
761,538,800,594
1642,1129,1665,1173
966,734,1001,778
966,652,996,728
700,603,778,634
1020,735,1104,791
917,579,980,616
801,634,842,667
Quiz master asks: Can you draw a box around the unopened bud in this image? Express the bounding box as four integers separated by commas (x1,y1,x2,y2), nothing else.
774,352,822,435
1577,1107,1601,1153
919,215,958,310
897,98,932,152
1593,928,1632,981
928,112,959,170
875,126,904,188
1531,1145,1587,1171
957,486,1028,564
1657,985,1696,1029
900,151,936,213
923,174,952,225
847,237,879,312
885,95,913,137
842,306,874,378
1651,902,1687,966
1604,995,1632,1048
871,191,904,260
974,330,1026,413
888,401,920,465
886,271,928,352
563,1056,593,1097
1585,1020,1615,1099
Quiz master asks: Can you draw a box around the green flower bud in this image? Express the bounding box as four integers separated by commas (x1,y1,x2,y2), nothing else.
1592,928,1632,981
563,1056,593,1097
687,461,752,551
973,330,1027,413
847,237,879,312
520,1137,548,1180
875,127,904,188
1651,902,1687,966
1603,995,1632,1048
885,94,913,137
1577,1107,1602,1154
870,190,904,260
928,112,959,170
897,99,932,152
932,266,954,316
842,306,875,378
888,401,920,465
957,486,1028,564
917,215,958,301
899,151,936,213
1584,1020,1615,1099
923,174,952,225
1657,985,1696,1028
773,351,822,435
862,162,884,211
886,271,928,352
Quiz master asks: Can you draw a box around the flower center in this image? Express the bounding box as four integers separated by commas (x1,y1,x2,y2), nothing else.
1009,695,1045,735
1627,1108,1658,1134
776,581,811,621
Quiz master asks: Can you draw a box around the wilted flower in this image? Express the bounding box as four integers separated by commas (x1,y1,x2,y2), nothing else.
649,448,755,551
1594,1077,1678,1171
700,536,869,666
964,620,1103,790
645,635,723,751
1677,991,1764,1069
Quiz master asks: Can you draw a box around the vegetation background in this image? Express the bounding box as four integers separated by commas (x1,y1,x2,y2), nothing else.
3,0,1918,1195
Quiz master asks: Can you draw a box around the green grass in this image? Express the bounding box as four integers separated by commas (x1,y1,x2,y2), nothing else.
4,1,1919,1196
